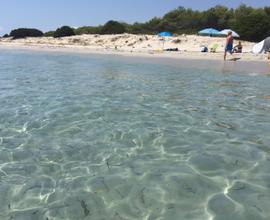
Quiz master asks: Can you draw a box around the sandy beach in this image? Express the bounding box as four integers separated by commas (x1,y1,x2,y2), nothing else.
0,34,268,61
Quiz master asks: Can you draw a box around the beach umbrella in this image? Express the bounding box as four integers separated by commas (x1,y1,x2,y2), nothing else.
158,32,173,37
198,28,220,36
219,29,240,38
158,32,173,50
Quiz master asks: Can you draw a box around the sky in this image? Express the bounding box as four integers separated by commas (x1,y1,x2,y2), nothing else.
0,0,269,35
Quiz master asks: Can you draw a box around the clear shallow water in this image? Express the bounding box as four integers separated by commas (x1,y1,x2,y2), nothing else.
0,50,270,220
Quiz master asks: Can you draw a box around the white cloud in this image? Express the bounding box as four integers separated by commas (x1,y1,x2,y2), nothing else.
0,26,3,31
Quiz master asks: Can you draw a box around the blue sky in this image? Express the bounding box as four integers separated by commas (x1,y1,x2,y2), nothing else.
0,0,269,35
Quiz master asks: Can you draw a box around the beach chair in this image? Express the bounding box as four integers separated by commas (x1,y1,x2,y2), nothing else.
210,44,219,52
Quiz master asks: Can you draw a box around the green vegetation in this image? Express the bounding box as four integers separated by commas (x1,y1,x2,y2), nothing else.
6,4,270,42
44,31,55,37
122,4,270,41
100,20,126,35
74,26,102,35
232,5,270,41
9,28,43,39
2,34,9,38
53,26,75,38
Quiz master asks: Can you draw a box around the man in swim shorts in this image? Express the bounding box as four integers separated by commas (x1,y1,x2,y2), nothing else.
224,31,233,60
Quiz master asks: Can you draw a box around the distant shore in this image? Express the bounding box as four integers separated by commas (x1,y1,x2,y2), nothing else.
0,34,268,62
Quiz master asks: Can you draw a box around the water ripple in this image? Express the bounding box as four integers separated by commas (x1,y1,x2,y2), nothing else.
1,50,270,219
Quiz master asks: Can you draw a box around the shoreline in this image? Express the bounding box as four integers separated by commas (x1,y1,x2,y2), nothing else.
0,43,268,63
1,43,269,75
0,34,268,62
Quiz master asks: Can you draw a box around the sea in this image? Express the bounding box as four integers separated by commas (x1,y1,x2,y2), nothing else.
0,49,270,220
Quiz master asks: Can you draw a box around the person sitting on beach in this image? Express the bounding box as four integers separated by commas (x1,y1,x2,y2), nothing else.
233,41,242,53
224,31,233,60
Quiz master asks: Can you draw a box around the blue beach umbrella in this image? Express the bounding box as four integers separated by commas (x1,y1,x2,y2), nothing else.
158,32,173,37
198,28,220,36
158,32,173,50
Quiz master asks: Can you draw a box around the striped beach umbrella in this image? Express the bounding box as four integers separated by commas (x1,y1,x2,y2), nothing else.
219,29,240,38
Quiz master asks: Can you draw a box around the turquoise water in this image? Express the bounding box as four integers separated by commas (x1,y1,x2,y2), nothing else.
0,50,270,220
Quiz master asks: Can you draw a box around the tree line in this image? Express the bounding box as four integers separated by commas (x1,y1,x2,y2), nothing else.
125,4,270,42
2,4,270,42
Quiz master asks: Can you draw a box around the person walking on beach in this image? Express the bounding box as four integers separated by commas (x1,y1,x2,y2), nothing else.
224,31,234,60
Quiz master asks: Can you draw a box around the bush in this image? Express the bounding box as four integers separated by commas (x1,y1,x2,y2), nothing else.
54,26,75,38
2,34,9,38
9,28,43,39
44,31,55,37
74,26,102,35
101,20,126,35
